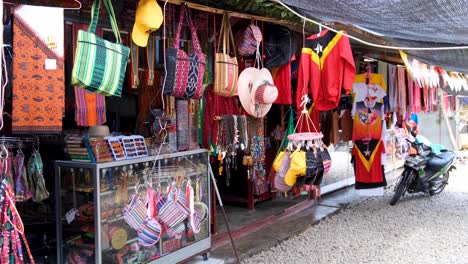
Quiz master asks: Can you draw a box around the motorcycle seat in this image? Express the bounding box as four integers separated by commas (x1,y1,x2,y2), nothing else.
426,151,456,172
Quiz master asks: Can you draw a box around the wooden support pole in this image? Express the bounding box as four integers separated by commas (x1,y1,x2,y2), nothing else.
440,92,458,150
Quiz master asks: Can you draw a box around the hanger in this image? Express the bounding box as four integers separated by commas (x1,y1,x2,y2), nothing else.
365,64,372,84
67,0,82,10
3,0,82,10
317,24,322,37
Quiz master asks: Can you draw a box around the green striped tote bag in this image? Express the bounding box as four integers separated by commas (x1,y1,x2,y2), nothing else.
71,0,130,97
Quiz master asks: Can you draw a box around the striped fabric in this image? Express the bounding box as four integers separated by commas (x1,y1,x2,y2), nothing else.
238,24,262,57
72,24,106,127
214,13,239,97
192,202,208,233
214,53,238,97
123,197,147,230
74,87,106,126
71,0,129,97
159,199,187,228
138,219,162,247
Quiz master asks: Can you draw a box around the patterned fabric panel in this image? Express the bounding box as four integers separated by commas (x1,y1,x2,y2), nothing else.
12,6,65,134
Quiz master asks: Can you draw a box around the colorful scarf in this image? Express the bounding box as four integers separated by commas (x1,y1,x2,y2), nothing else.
407,78,414,114
397,67,407,116
12,5,64,134
72,23,106,127
388,64,398,112
413,81,422,113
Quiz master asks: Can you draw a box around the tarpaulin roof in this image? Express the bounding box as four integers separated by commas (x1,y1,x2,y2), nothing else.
281,0,468,72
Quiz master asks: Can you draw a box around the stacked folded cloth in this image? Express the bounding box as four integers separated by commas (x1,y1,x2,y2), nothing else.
65,134,91,162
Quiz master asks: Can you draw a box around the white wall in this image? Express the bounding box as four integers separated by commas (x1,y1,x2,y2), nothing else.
417,108,457,150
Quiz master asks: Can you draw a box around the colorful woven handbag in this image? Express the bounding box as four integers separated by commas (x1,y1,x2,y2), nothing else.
320,147,332,175
71,0,130,97
138,218,162,247
214,12,239,97
163,6,206,99
159,187,187,228
123,195,147,230
237,23,262,57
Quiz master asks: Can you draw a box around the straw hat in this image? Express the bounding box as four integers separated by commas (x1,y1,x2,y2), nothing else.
237,67,278,118
88,125,110,137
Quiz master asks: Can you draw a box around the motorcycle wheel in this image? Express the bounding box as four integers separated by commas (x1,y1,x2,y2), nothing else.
430,172,450,195
390,169,415,206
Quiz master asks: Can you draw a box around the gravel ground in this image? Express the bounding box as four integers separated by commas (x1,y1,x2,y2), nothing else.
244,164,468,264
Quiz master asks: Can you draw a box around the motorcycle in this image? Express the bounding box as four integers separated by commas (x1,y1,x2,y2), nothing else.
390,138,457,205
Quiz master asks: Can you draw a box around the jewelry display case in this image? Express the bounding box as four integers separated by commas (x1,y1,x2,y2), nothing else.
55,149,210,263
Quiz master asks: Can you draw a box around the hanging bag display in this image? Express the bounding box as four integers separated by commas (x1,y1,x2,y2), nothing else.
71,0,130,97
237,22,262,57
163,6,206,99
214,12,239,97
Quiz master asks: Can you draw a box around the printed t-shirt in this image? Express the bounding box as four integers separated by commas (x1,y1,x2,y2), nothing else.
353,139,386,189
352,73,387,104
352,101,384,141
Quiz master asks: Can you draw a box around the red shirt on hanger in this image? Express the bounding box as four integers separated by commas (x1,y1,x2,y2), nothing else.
296,30,356,112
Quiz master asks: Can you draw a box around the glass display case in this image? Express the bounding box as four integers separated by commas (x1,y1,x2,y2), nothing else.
55,149,210,263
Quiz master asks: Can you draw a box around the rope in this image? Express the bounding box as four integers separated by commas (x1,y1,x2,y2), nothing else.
273,0,468,51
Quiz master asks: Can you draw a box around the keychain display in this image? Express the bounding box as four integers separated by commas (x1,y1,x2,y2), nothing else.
107,137,126,161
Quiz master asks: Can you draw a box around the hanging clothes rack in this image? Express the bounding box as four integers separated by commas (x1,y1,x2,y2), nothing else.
0,136,40,149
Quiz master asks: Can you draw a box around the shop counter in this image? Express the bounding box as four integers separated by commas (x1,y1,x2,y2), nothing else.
55,149,211,263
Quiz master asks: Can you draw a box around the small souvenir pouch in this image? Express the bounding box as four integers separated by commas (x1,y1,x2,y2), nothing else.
284,150,306,187
320,146,332,175
138,218,162,247
159,187,187,228
304,149,324,186
274,151,292,192
272,151,287,172
123,195,147,230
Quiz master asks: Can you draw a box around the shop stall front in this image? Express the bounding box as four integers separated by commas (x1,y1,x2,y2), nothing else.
0,1,465,263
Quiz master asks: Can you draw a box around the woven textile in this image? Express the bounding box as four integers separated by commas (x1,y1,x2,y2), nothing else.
12,5,64,134
71,0,129,97
72,24,106,127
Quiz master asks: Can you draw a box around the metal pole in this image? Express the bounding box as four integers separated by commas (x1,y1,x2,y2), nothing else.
209,165,241,264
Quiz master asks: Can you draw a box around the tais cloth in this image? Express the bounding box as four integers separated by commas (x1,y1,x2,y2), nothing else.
12,6,64,133
72,23,106,127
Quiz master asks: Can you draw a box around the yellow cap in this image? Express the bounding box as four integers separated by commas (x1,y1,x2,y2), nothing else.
132,0,163,47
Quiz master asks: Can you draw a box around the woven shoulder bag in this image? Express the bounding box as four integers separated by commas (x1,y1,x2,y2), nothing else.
71,0,130,97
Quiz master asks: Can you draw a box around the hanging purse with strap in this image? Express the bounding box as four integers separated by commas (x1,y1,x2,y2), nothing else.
237,22,263,57
71,0,130,97
214,12,239,97
163,6,206,99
